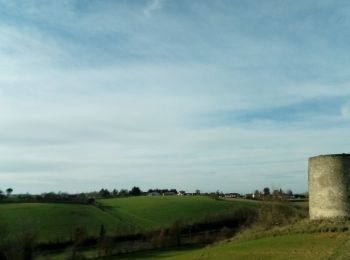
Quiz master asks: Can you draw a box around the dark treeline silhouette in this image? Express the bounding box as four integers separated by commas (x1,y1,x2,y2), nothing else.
147,188,177,194
0,188,13,200
248,187,307,201
97,186,141,198
97,187,181,198
0,186,181,204
1,186,146,203
15,192,94,204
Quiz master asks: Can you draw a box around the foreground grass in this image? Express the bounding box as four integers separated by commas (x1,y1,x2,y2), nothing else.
117,232,348,260
100,202,350,260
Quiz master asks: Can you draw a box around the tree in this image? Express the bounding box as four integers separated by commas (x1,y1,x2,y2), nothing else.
6,188,13,197
286,189,293,196
119,189,129,196
263,187,270,196
98,189,110,198
170,189,178,194
99,225,106,237
272,189,283,200
70,226,88,260
129,186,141,196
169,220,182,246
0,190,5,200
254,189,260,199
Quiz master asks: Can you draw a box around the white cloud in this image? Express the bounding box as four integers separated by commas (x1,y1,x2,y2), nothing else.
144,0,163,18
0,1,349,194
341,104,350,119
0,24,67,67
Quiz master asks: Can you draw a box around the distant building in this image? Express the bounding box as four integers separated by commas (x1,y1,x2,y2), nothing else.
224,193,241,198
244,193,254,199
162,191,176,196
148,192,160,196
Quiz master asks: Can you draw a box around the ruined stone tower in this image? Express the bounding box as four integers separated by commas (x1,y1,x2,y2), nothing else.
309,154,350,219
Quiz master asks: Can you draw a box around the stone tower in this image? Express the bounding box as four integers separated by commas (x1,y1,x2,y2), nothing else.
309,154,350,219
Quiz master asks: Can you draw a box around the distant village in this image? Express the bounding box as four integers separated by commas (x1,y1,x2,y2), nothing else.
146,187,307,201
0,186,307,204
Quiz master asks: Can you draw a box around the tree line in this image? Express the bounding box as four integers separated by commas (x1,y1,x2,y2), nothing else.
0,186,184,203
0,188,13,200
251,187,307,200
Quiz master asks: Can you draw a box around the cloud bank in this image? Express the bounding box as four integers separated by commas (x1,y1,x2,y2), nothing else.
0,0,349,193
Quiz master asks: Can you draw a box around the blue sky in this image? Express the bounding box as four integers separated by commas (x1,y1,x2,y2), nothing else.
0,0,349,194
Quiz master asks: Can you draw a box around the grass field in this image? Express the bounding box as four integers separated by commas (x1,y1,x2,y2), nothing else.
118,232,349,260
2,197,322,260
0,196,254,242
0,203,124,242
97,196,256,231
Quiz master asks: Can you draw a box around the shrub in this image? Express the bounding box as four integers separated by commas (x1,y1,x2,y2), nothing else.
256,201,308,229
0,223,37,260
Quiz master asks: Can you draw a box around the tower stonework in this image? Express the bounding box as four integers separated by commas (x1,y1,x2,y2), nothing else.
309,154,350,219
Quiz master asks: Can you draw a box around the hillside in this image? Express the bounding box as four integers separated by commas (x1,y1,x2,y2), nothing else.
117,217,350,260
97,196,256,231
120,232,349,260
0,196,254,242
0,203,124,242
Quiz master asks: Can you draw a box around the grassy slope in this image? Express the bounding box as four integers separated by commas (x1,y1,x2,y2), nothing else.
98,196,255,231
112,201,350,260
0,203,125,242
120,232,349,260
0,196,253,242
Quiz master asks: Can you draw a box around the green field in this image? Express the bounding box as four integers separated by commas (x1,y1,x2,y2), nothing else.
4,197,334,260
109,212,350,260
98,196,255,231
0,203,124,242
118,232,349,260
0,196,253,242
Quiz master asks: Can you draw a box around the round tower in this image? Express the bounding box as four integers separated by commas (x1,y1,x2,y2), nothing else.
309,154,350,219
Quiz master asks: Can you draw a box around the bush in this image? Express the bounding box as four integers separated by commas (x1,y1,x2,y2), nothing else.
0,222,37,260
256,201,308,229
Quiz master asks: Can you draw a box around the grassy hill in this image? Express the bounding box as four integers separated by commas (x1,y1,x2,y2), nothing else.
0,196,254,242
115,215,350,260
0,203,124,242
120,232,349,260
97,196,256,231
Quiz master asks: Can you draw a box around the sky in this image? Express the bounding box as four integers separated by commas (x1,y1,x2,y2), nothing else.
0,0,349,194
